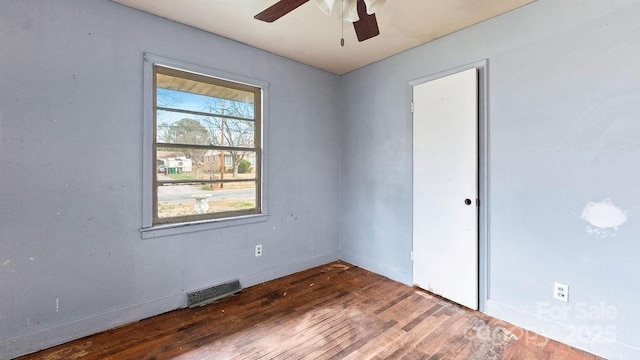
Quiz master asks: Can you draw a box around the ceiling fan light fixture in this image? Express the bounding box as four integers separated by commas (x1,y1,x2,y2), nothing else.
316,0,335,15
316,0,384,23
342,0,359,22
363,0,386,15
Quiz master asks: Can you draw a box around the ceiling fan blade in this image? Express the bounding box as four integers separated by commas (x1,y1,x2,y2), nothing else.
352,0,380,41
254,0,310,22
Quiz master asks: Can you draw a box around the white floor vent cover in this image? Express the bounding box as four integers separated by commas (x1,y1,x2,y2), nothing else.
187,279,242,308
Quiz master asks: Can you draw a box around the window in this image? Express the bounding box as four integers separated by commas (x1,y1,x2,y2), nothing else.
142,54,268,234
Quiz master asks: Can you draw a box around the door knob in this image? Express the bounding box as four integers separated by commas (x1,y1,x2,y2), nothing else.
464,199,472,206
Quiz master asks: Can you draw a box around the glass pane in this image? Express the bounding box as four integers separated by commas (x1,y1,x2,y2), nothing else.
220,118,255,147
157,148,257,181
157,111,255,148
156,73,255,119
156,146,203,180
157,181,257,219
156,111,215,146
217,150,257,177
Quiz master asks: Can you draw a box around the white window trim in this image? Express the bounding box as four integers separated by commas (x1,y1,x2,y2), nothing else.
140,53,270,239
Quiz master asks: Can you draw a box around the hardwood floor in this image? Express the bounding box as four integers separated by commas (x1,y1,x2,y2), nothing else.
18,261,602,360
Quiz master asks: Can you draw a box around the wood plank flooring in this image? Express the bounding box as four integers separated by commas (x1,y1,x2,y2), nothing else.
18,261,602,360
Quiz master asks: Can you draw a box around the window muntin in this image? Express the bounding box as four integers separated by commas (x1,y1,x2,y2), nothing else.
153,66,262,225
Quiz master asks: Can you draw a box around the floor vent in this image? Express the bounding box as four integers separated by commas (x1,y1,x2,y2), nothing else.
187,279,242,308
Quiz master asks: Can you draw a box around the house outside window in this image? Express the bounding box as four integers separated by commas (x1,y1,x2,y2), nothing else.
148,62,263,226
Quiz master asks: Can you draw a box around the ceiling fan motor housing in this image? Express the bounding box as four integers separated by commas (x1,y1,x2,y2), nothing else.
255,0,385,42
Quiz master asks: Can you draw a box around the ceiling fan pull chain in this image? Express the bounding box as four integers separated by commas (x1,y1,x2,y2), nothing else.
341,0,345,46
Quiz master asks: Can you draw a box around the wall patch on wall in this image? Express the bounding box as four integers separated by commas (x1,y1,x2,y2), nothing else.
580,198,628,237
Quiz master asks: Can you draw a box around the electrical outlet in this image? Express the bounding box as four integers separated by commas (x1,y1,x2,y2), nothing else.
554,282,569,302
255,244,263,257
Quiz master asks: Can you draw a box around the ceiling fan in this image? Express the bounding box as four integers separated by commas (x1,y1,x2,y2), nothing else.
255,0,387,42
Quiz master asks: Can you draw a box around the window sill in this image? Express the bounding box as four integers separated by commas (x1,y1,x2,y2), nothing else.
139,213,270,239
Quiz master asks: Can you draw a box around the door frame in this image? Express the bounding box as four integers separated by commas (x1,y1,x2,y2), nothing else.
407,59,489,312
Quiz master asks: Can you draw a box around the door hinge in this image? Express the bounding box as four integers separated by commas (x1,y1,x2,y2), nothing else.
476,198,480,207
411,102,415,113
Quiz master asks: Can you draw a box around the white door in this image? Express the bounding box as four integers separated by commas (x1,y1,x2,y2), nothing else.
412,68,479,310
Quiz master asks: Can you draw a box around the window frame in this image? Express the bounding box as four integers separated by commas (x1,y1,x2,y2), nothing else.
140,53,269,238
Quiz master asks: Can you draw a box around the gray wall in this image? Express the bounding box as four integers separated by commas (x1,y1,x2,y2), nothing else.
340,0,640,358
3,0,640,358
0,1,340,358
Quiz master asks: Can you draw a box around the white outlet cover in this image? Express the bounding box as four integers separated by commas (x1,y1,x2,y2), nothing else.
554,282,569,302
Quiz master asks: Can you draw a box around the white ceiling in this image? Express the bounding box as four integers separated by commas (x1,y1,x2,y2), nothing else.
113,0,535,75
